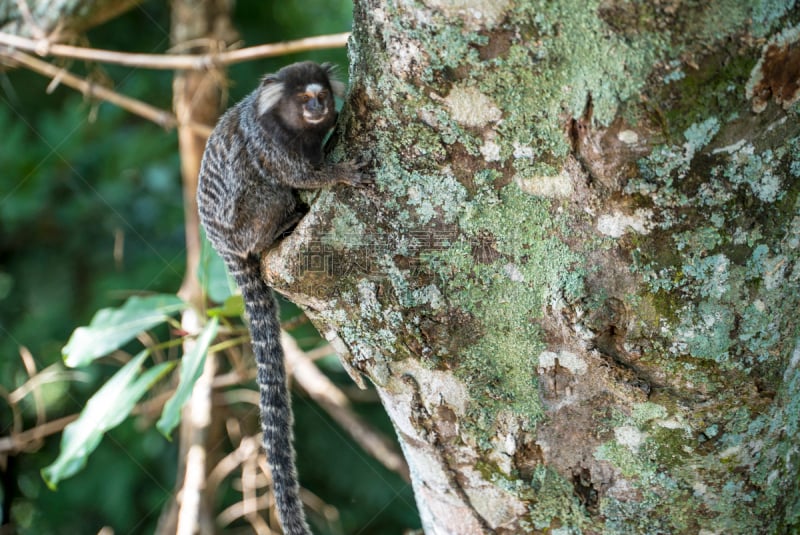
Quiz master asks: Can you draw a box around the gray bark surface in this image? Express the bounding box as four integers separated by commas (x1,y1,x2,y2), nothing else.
266,2,800,533
1,0,142,37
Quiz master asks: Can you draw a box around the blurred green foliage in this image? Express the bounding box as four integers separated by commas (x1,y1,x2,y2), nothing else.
0,1,419,533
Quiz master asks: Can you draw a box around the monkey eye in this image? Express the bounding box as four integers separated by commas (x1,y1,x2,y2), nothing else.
299,94,311,103
317,90,328,100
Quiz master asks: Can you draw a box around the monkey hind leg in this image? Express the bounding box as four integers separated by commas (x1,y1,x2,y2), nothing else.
270,211,305,246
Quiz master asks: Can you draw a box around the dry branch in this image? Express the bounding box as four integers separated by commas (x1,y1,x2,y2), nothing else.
281,332,410,482
0,31,350,70
0,413,79,453
0,49,213,137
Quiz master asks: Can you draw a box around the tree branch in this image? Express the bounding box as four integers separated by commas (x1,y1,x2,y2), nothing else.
281,331,411,482
0,413,78,453
0,31,350,70
175,310,218,535
1,49,213,137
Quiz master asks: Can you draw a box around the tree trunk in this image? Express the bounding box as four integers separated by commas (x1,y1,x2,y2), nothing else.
264,2,800,533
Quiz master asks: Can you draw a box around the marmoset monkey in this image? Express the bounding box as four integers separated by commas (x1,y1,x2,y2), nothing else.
197,61,367,535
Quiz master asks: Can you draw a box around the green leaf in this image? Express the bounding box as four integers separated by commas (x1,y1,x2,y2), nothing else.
41,351,175,489
156,317,219,439
207,294,244,318
62,294,185,367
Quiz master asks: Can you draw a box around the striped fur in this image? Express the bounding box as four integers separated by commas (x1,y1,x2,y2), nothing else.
197,61,365,535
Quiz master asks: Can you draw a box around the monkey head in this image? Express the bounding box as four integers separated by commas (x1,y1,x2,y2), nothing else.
257,61,346,133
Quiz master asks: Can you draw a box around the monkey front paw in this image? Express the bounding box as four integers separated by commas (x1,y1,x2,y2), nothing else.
339,159,373,186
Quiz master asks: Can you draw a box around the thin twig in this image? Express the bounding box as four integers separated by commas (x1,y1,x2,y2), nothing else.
241,445,271,534
0,31,350,70
207,435,261,493
217,494,273,529
175,308,216,535
0,413,79,453
304,343,335,361
8,364,87,406
1,49,213,137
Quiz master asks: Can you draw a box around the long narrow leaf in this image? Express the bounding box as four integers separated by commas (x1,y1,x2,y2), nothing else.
63,294,185,367
156,317,219,439
41,351,175,489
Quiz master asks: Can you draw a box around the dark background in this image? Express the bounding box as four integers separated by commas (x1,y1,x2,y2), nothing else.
0,1,419,533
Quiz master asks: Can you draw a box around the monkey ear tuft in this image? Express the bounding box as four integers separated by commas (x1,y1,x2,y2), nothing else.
257,80,285,116
321,63,346,98
260,73,280,85
321,62,338,76
330,79,346,99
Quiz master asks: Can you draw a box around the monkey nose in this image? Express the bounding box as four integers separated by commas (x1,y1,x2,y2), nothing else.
307,98,324,112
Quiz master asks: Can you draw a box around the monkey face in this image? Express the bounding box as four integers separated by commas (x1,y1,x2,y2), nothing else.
257,61,344,135
297,83,333,125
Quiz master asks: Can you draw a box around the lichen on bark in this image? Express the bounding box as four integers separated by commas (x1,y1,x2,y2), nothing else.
264,0,800,532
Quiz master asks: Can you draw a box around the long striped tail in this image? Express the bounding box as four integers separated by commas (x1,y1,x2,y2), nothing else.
226,253,311,535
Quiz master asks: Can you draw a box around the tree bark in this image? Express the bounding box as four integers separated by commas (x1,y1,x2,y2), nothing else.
0,0,142,37
264,1,800,533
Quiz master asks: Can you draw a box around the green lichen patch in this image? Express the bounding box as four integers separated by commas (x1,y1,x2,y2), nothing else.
580,100,800,530
593,412,715,534
526,465,589,531
422,0,512,29
344,2,800,530
323,201,367,248
596,0,780,48
627,117,800,369
468,0,667,173
418,185,586,425
646,38,761,139
599,483,705,535
609,117,800,530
